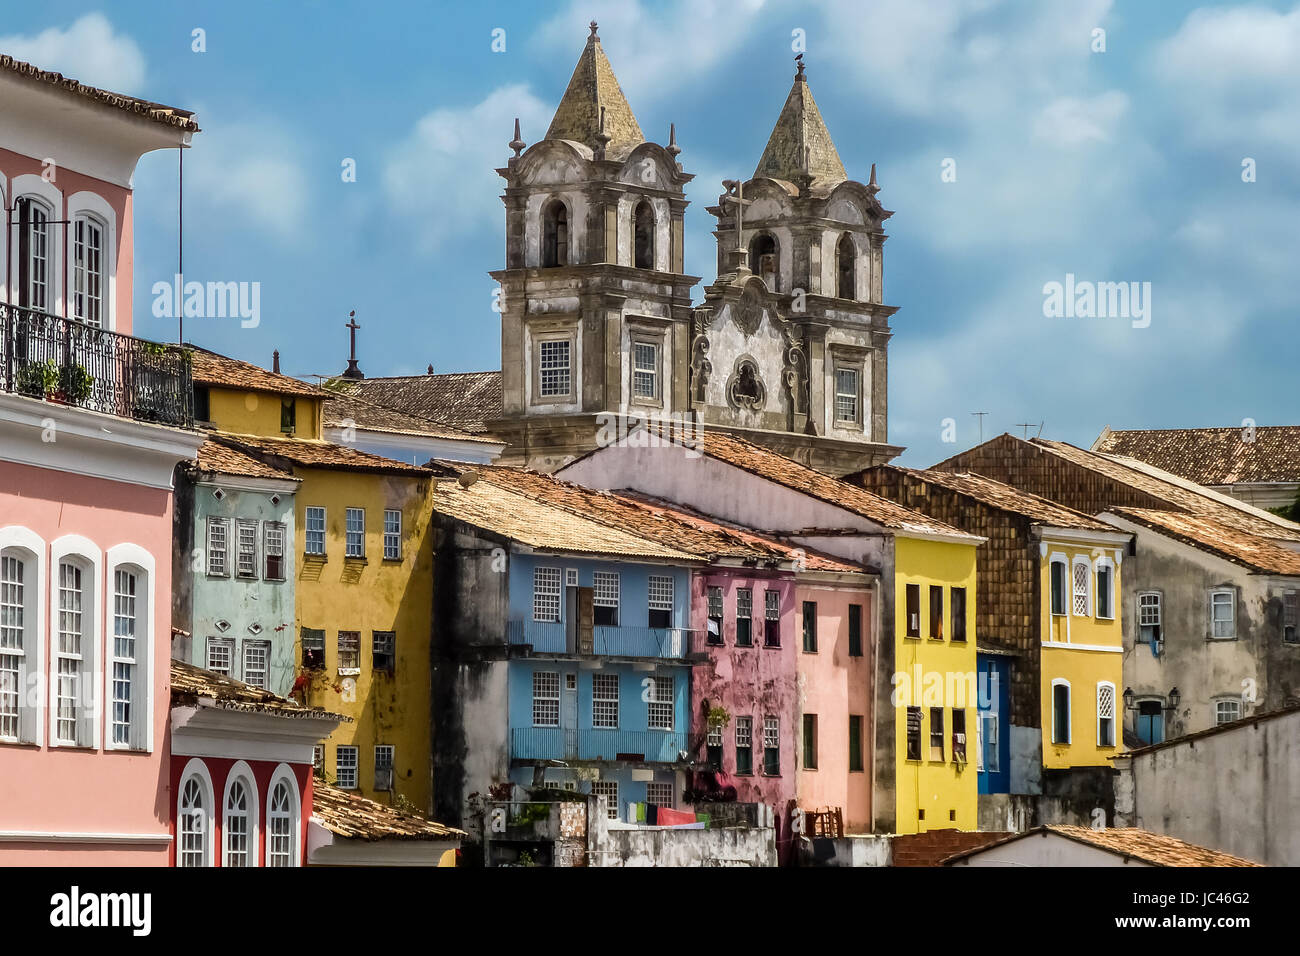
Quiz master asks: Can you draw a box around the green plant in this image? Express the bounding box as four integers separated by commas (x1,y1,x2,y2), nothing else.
15,360,59,397
58,364,93,403
707,705,731,729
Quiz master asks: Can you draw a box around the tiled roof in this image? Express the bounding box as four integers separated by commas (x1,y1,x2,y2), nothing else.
322,390,498,444
943,825,1261,867
544,25,644,160
311,782,464,841
641,425,973,540
1108,508,1300,576
1031,439,1300,543
854,465,1117,533
435,472,701,562
188,346,329,399
333,371,503,434
1,54,200,132
214,434,431,476
171,660,346,721
753,67,847,189
191,439,298,481
1094,426,1300,486
468,465,866,573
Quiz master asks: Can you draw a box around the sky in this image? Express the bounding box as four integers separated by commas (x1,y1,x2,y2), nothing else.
4,0,1298,466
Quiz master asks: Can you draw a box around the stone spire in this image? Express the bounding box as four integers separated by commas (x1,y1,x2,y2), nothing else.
544,21,644,159
752,58,847,189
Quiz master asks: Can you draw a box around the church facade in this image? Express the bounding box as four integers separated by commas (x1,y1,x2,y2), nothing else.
487,24,902,475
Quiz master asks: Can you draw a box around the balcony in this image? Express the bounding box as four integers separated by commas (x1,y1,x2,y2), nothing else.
506,620,694,660
1,304,193,428
511,727,689,764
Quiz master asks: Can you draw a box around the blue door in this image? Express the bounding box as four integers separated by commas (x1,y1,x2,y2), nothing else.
1136,700,1164,745
977,655,1010,794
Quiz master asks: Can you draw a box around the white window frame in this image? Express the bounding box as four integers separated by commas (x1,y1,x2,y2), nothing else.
833,364,860,425
335,745,359,790
1051,678,1071,745
49,535,101,750
207,637,234,676
537,335,573,400
263,521,286,580
304,507,326,556
593,570,620,625
222,761,260,867
1096,681,1116,747
266,764,301,867
533,567,562,623
1215,697,1242,725
1095,557,1115,620
645,781,674,809
345,508,365,558
11,178,63,314
337,631,361,672
374,744,395,791
383,509,402,560
592,672,619,728
592,780,619,820
71,213,106,328
0,528,46,747
1137,591,1162,644
647,675,674,730
236,519,258,579
648,574,674,623
1210,588,1236,640
242,639,270,689
66,190,117,330
177,757,216,867
105,544,154,752
1071,556,1092,618
532,670,560,727
206,517,230,577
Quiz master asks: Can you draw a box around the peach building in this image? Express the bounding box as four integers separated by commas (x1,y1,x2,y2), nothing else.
0,56,202,863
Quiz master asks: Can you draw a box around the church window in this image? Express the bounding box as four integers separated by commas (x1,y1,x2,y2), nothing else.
634,201,655,269
632,341,658,401
834,366,859,424
543,200,569,268
539,339,571,398
836,233,856,300
749,233,778,292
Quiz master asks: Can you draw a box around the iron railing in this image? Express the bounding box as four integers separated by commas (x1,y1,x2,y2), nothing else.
0,304,193,428
506,619,694,660
511,727,689,763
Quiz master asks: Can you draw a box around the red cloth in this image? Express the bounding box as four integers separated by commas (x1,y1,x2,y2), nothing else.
655,807,697,827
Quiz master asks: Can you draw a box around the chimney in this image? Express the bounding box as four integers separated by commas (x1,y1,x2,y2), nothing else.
273,349,281,374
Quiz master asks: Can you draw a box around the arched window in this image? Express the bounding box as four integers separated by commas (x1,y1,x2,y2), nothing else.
72,215,106,328
836,233,855,300
542,200,569,268
224,777,252,866
267,779,295,867
179,775,209,867
17,197,52,311
749,234,778,292
109,568,137,747
634,201,655,270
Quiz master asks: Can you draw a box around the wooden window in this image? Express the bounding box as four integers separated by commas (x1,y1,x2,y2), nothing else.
951,588,967,642
374,745,394,791
383,510,402,560
762,716,780,775
235,520,258,578
592,780,619,820
929,586,944,639
1284,591,1297,644
532,671,560,726
706,724,723,770
207,517,229,576
337,631,360,671
848,715,863,772
335,746,358,789
1052,681,1071,744
905,583,920,637
301,628,325,669
533,567,562,622
735,587,753,647
905,706,922,761
1211,589,1236,639
706,585,724,645
735,716,753,774
632,341,658,400
802,714,818,769
648,575,674,629
1097,682,1115,746
648,676,674,730
593,571,620,627
110,569,139,747
242,640,270,689
344,508,365,558
646,781,674,809
834,366,859,424
1138,592,1162,644
372,631,396,673
18,197,50,310
178,775,209,867
224,778,253,867
538,339,571,397
1050,558,1067,616
848,603,863,656
593,673,619,728
1072,559,1091,616
763,589,781,646
929,707,944,761
72,216,105,327
263,522,286,580
0,552,32,743
267,780,295,867
304,507,326,555
207,638,234,676
55,561,89,746
952,709,967,762
802,601,818,652
1096,562,1114,619
1215,698,1241,725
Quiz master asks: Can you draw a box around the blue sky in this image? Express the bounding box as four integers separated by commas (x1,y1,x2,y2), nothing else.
4,1,1298,465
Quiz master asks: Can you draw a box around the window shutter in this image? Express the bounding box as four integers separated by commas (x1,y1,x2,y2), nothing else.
130,611,149,751
17,647,37,744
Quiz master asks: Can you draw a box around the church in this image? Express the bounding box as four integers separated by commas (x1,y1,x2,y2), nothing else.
349,23,902,476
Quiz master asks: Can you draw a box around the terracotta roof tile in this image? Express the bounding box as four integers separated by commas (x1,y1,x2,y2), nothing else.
852,465,1118,533
1108,508,1300,576
192,439,298,481
311,782,464,841
322,390,497,444
170,659,346,721
189,346,329,399
944,826,1262,866
1,54,200,132
1095,426,1300,486
214,434,431,476
333,371,502,434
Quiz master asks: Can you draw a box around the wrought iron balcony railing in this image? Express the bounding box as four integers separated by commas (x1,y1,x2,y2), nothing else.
0,304,193,428
506,619,694,659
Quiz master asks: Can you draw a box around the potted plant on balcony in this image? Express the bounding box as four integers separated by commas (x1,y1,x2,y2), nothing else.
53,363,94,406
15,360,58,399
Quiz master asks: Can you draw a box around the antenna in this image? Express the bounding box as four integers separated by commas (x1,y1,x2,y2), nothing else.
971,412,988,443
1014,422,1038,440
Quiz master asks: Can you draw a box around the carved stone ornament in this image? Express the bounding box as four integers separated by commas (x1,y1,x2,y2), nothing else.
735,281,764,337
726,357,766,410
690,307,714,404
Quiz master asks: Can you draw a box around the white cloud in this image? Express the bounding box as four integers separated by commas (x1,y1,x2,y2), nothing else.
383,83,551,251
185,117,309,240
1032,92,1129,147
0,13,146,93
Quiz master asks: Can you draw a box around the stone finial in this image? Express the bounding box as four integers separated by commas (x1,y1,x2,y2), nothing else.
667,122,681,159
589,20,599,38
427,364,434,375
795,54,805,81
868,162,880,194
509,117,526,159
272,349,280,374
595,105,612,160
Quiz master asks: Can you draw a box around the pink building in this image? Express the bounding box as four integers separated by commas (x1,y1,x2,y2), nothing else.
0,57,202,863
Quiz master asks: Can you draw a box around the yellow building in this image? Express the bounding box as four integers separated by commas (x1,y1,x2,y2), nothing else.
891,535,980,834
1039,535,1126,770
188,347,437,812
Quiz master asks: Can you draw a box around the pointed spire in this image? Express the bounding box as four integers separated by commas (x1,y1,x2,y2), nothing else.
667,122,680,159
868,162,879,194
545,21,645,159
753,58,847,190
